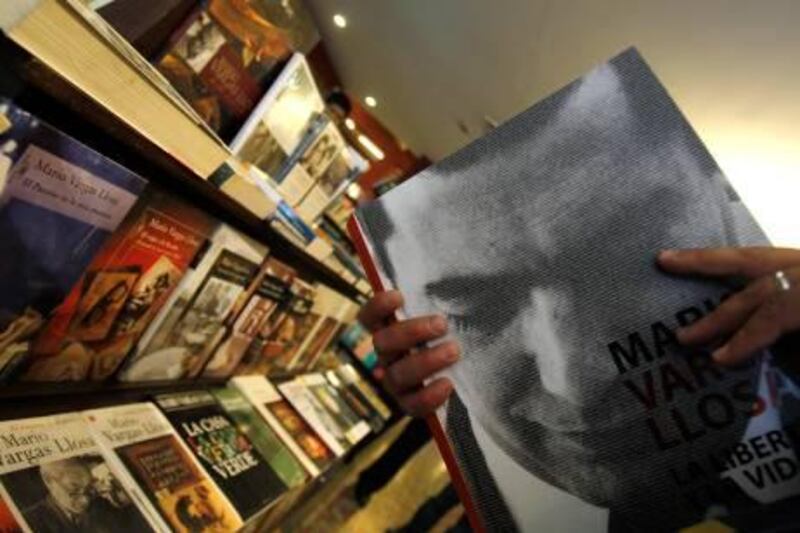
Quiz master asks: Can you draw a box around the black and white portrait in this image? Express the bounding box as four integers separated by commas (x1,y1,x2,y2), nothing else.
0,455,151,533
358,49,800,532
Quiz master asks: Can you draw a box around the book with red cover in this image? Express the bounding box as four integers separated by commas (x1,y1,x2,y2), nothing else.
156,0,294,139
348,48,798,532
24,188,216,381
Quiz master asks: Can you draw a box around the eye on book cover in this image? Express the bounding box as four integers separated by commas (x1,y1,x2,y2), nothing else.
154,391,286,520
0,101,147,381
23,189,215,382
353,48,800,532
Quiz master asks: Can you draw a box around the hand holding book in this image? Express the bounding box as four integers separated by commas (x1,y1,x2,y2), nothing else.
659,246,800,366
357,290,455,416
364,248,800,419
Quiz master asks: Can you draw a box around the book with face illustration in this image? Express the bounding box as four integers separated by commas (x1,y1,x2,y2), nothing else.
0,100,147,380
118,224,267,382
0,413,156,533
349,48,800,532
24,188,215,382
85,402,242,532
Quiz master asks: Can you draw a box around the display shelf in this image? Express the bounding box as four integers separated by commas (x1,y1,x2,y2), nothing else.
0,378,228,420
0,35,368,303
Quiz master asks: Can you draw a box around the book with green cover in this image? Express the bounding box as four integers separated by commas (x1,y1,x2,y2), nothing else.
211,387,307,489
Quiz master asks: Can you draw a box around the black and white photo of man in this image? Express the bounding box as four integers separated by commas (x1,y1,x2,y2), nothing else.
357,49,800,532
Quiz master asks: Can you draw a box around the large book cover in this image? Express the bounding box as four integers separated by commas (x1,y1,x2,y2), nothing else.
0,100,147,379
84,402,242,532
349,48,800,532
154,390,286,520
24,189,214,381
229,375,334,477
204,257,294,378
118,224,267,381
0,413,154,533
156,0,292,138
211,386,308,489
277,378,350,457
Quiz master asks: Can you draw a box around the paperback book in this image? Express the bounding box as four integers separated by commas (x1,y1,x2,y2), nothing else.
156,0,292,138
24,188,214,381
232,259,297,376
154,390,286,520
211,386,308,488
118,224,266,381
277,378,349,457
0,100,147,380
85,402,242,532
325,368,385,433
301,373,372,446
350,48,800,532
288,286,353,373
230,53,326,204
230,375,334,477
336,364,392,422
0,413,154,533
204,257,295,378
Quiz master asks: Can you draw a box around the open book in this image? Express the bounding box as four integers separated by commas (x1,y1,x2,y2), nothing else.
349,48,800,532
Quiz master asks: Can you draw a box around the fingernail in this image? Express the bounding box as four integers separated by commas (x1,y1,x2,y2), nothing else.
430,316,448,335
711,345,729,362
659,250,678,262
443,342,461,363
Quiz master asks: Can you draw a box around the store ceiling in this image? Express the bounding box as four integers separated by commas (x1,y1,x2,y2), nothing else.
307,0,800,246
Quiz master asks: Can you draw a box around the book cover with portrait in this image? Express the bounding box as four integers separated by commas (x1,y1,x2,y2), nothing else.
156,0,293,138
0,100,147,381
23,188,214,382
231,258,297,376
230,375,334,478
118,223,266,382
350,48,800,532
85,402,242,533
0,413,155,533
154,390,286,520
211,386,308,489
277,378,350,457
204,257,295,379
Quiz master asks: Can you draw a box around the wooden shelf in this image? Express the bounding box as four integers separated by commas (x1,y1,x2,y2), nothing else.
0,36,367,303
0,378,228,420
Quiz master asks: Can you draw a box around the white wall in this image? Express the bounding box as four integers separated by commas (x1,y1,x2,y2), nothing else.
311,0,800,245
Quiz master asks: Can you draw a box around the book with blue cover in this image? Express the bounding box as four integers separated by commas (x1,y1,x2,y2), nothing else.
0,100,147,379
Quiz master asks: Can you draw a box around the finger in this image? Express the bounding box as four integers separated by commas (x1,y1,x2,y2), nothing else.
712,292,800,365
372,315,448,363
384,341,460,394
397,377,454,417
358,290,403,333
677,276,773,346
658,247,800,279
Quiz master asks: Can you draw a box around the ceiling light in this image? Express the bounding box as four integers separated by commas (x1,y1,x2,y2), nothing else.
344,118,356,130
364,96,377,108
346,182,362,199
333,14,347,28
358,134,385,160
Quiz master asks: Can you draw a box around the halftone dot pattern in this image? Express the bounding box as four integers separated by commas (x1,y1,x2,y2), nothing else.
358,49,797,532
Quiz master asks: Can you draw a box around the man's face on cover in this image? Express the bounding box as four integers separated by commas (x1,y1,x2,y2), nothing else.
380,64,750,510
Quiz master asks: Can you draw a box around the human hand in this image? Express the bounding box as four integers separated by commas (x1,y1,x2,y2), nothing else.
658,247,800,365
358,290,459,416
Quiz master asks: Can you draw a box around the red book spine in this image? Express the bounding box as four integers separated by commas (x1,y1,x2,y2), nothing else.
347,215,485,533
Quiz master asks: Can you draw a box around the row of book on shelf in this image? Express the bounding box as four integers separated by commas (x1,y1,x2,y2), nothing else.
0,368,392,533
90,0,370,272
0,98,374,384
